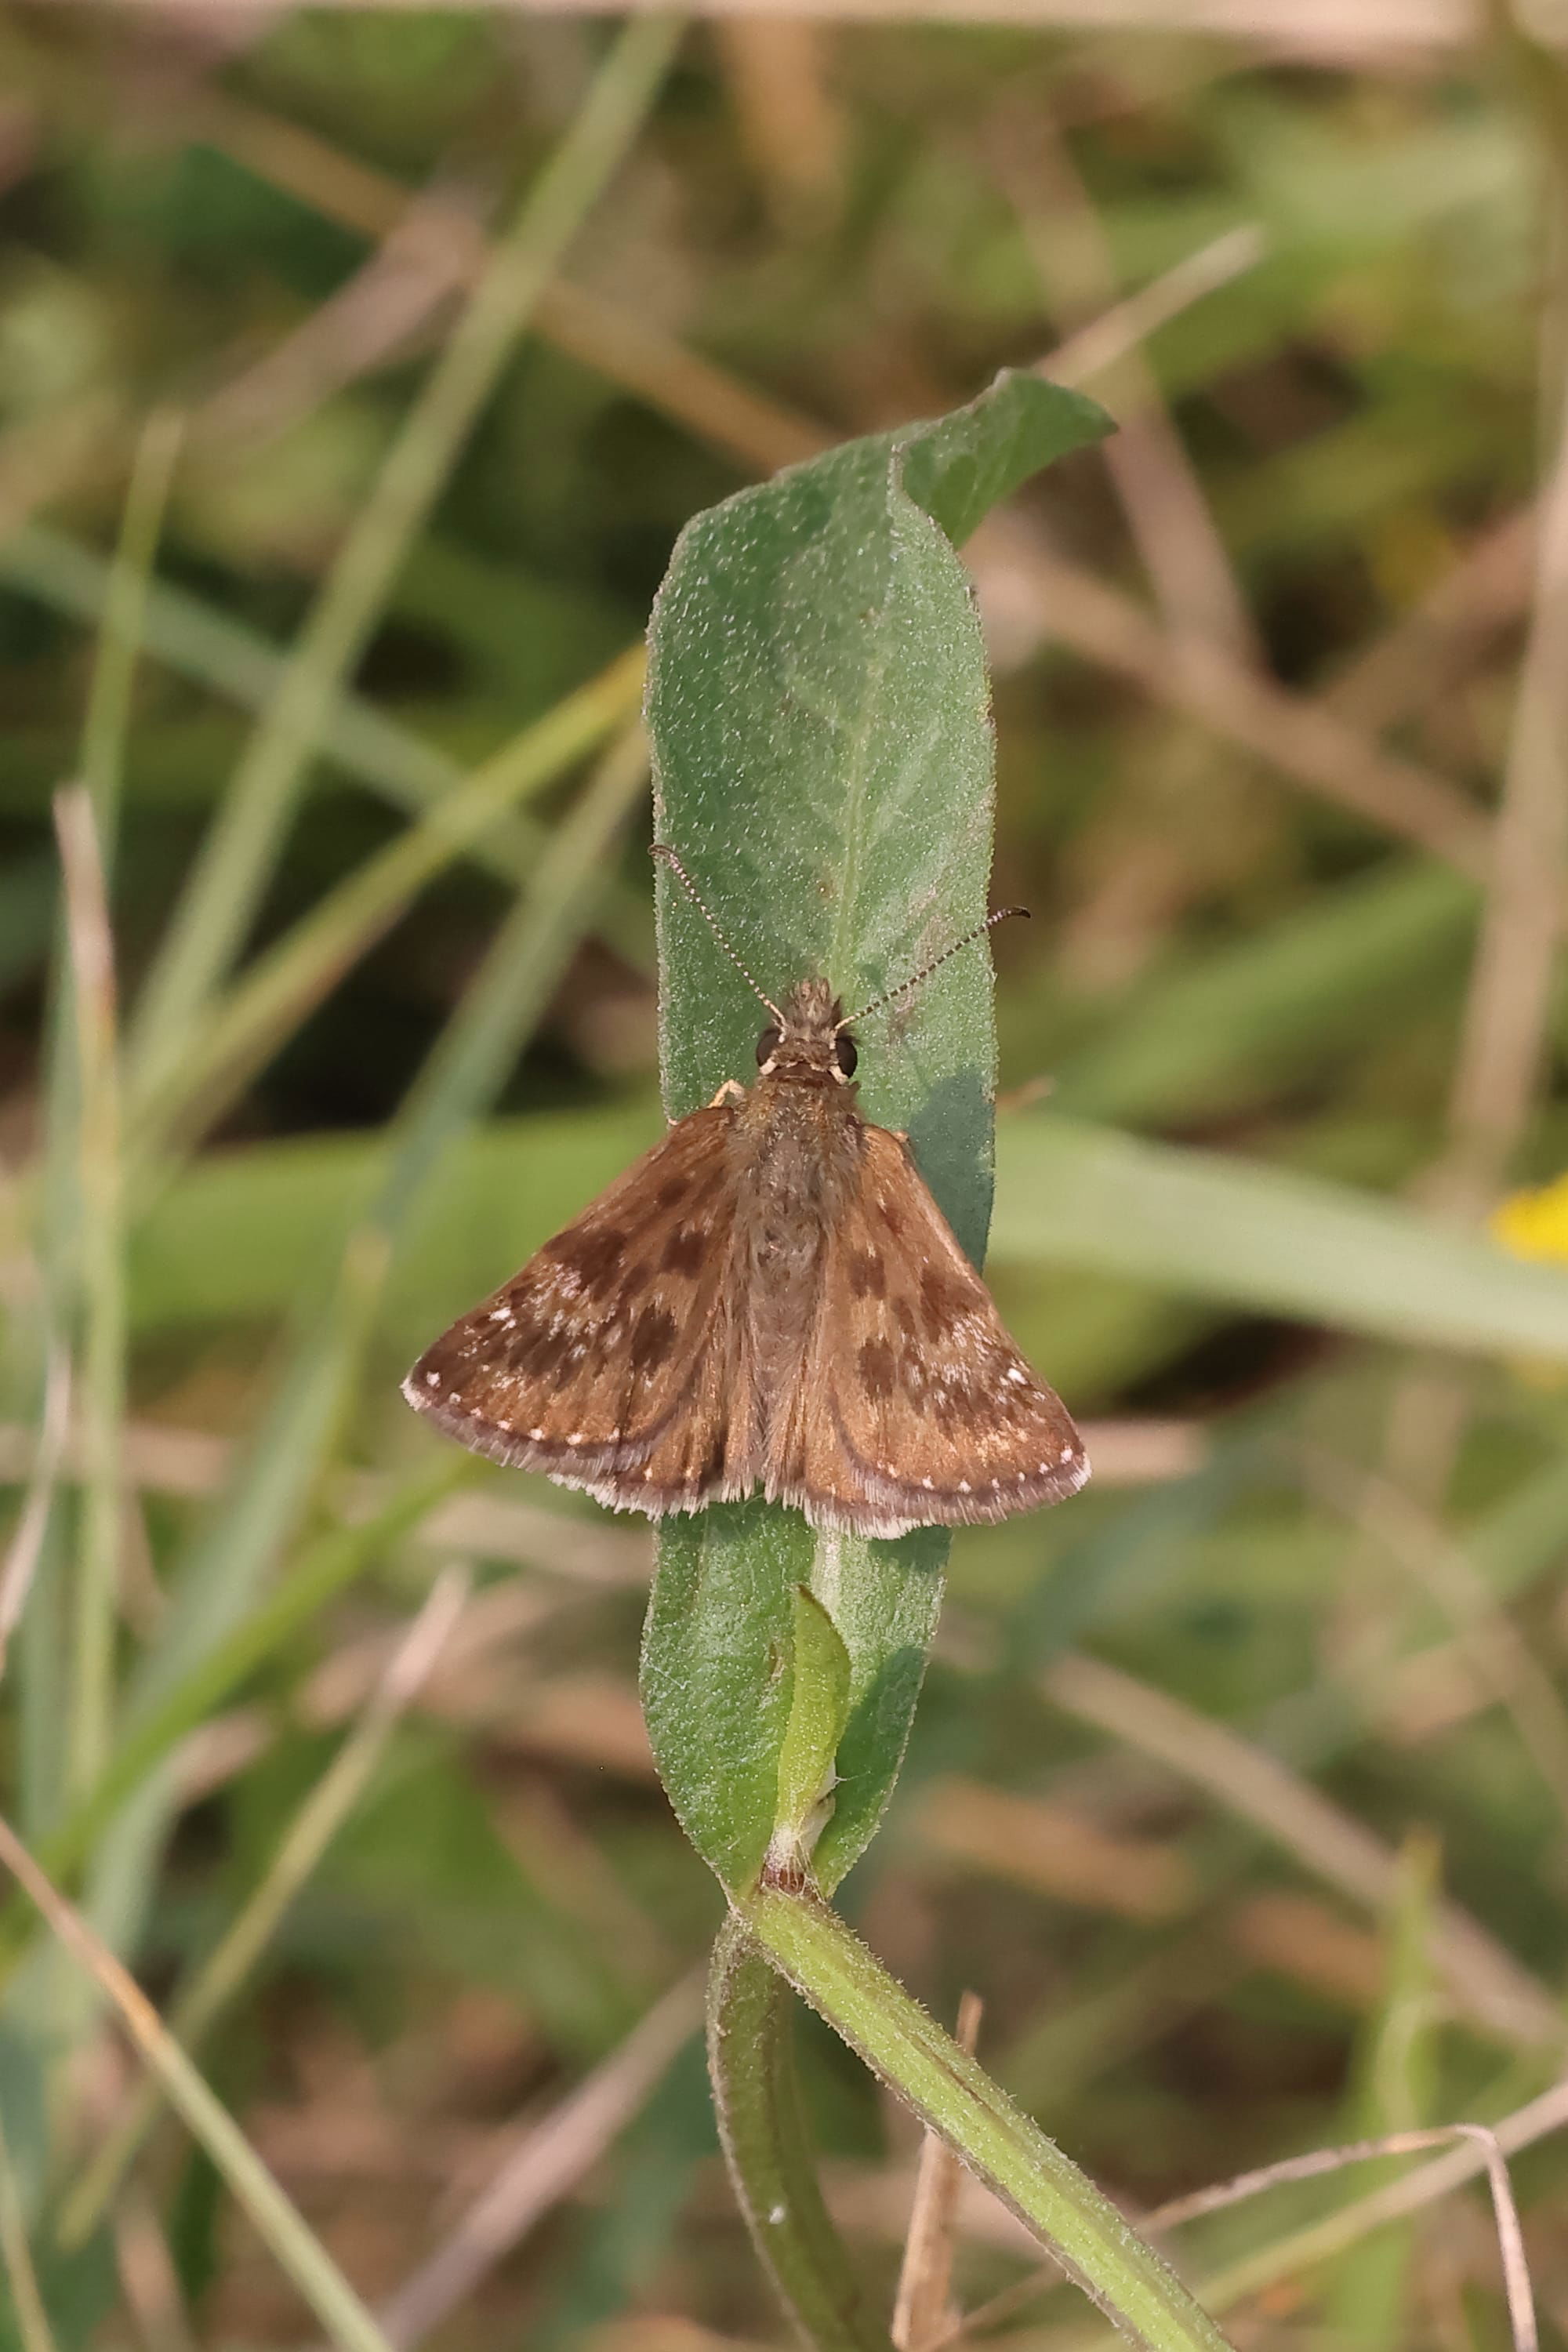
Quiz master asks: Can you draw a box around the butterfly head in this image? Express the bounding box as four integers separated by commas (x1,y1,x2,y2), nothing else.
756,978,858,1085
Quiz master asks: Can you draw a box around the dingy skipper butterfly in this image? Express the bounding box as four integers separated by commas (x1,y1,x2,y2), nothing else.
403,848,1088,1539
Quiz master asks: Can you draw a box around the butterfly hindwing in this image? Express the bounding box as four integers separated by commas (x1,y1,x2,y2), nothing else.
768,1124,1087,1538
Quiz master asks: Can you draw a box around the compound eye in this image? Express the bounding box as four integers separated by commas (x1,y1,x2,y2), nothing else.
756,1025,782,1067
833,1033,858,1077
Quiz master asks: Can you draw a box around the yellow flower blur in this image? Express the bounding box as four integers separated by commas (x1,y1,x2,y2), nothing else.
1492,1173,1568,1267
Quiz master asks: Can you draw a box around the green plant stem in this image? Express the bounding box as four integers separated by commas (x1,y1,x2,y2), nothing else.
707,1915,892,2352
126,12,681,1107
741,1886,1235,2352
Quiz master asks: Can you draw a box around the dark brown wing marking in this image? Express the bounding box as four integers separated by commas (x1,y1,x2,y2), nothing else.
403,1105,757,1515
766,1124,1088,1538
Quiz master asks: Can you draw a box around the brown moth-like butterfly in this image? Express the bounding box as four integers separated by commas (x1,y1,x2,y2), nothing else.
403,849,1088,1541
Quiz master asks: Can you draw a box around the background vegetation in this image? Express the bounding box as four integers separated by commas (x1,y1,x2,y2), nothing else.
3,3,1568,2347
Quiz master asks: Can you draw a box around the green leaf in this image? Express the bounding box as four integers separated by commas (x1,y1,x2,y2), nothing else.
641,372,1111,1896
771,1588,852,1878
989,1114,1568,1360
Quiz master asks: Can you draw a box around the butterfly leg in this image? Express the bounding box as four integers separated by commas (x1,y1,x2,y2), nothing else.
709,1080,746,1107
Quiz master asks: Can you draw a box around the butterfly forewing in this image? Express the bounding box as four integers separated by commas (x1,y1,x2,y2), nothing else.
768,1126,1087,1538
404,1105,757,1511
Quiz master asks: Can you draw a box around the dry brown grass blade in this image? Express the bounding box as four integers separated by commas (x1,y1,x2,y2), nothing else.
0,1345,70,1675
941,2103,1552,2350
1040,227,1267,408
1041,1651,1563,2049
375,1973,703,2348
0,1414,1196,1506
111,2183,201,2352
1322,507,1535,733
177,0,1468,60
194,179,487,452
711,17,846,227
892,1991,985,2352
972,524,1492,873
1145,2124,1537,2351
911,1779,1194,1923
996,107,1258,662
1433,354,1568,1225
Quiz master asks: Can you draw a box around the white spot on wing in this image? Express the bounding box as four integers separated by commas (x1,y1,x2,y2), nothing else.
423,1370,441,1387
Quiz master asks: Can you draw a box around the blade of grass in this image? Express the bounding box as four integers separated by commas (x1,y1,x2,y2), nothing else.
125,13,681,1108
77,411,185,861
126,1099,1568,1367
0,1811,400,2352
0,1455,467,1974
51,789,122,1804
948,2114,1544,2350
109,2183,199,2352
0,2109,56,2352
56,1569,470,2249
1323,1835,1441,2347
990,1114,1568,1362
376,717,650,1230
24,420,184,1839
0,521,601,911
125,641,645,1172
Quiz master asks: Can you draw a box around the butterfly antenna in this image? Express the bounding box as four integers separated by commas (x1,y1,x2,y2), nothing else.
651,844,786,1025
841,906,1029,1029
